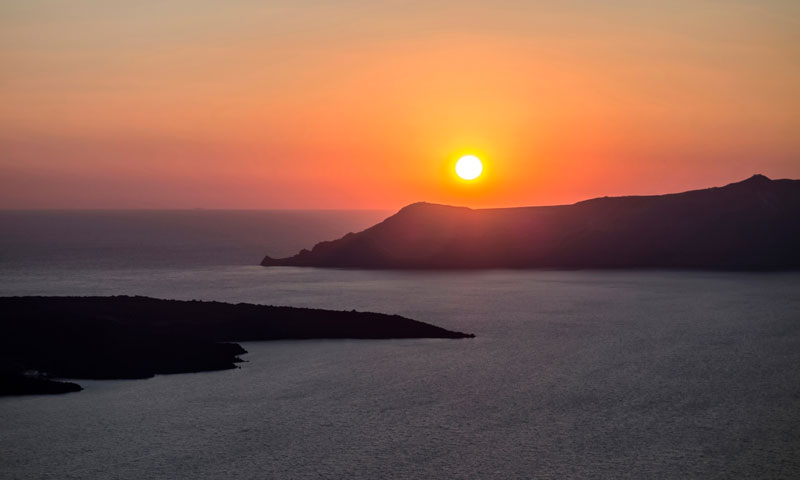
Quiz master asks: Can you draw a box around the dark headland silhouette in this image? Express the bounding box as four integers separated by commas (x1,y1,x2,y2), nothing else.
262,175,800,269
0,296,473,395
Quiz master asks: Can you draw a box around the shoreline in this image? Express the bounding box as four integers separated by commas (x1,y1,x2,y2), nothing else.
0,296,474,396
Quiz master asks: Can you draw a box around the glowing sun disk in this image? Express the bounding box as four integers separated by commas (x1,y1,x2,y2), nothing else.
455,155,483,180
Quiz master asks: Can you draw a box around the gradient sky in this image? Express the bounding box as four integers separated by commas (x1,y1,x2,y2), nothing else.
1,0,798,209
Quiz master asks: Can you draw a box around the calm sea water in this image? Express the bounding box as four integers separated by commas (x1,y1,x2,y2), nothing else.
1,211,799,479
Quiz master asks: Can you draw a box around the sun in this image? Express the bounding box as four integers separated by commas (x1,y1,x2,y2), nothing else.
455,155,483,180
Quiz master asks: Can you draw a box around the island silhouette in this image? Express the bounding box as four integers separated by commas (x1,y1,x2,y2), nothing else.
0,296,473,396
262,174,800,269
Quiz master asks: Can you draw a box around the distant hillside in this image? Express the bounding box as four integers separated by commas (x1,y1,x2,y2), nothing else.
261,175,800,269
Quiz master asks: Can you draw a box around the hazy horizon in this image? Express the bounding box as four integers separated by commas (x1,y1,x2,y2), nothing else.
1,172,792,211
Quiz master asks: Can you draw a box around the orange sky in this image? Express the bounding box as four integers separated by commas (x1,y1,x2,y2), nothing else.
1,0,798,209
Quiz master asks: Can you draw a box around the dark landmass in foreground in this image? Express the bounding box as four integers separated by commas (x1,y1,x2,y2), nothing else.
0,296,473,396
262,174,800,269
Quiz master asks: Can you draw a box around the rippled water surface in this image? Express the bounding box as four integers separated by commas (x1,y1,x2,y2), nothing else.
1,212,799,479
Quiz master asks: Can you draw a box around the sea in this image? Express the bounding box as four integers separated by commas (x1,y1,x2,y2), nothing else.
0,210,799,479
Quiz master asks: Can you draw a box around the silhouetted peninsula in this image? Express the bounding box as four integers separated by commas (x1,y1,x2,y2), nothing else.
0,296,473,395
262,175,800,269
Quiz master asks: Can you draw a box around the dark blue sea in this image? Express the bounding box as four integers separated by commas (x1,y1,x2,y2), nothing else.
1,210,798,479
